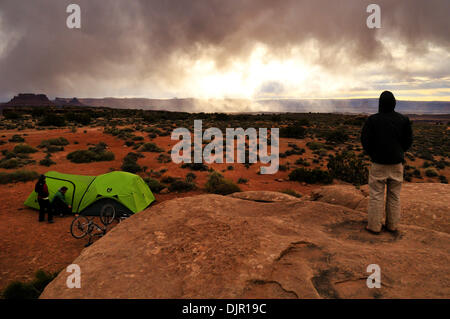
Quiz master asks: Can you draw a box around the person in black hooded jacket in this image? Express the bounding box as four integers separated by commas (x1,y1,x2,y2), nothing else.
361,91,413,234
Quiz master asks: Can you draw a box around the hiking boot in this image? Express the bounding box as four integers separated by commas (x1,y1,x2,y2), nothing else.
365,225,381,235
384,226,400,236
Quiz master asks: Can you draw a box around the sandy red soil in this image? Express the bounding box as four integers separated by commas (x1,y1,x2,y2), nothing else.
0,126,446,292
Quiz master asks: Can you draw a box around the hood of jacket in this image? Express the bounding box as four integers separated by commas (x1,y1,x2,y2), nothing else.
379,91,396,113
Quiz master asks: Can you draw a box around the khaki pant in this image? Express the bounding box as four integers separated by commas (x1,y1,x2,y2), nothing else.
367,163,403,232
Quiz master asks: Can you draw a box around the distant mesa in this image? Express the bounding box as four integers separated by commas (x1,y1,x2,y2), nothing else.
54,97,86,107
3,93,55,107
2,94,87,108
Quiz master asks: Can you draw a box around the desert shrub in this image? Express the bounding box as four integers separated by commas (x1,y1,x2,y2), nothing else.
185,172,197,183
403,170,413,182
280,123,306,139
205,172,241,195
3,110,22,120
439,175,448,184
413,169,422,178
295,158,310,166
121,161,141,173
237,177,248,184
422,161,432,168
38,113,66,127
0,158,20,169
45,145,65,153
405,152,415,161
132,136,144,141
343,116,367,126
313,149,328,157
158,130,170,137
13,144,37,154
2,150,16,159
0,170,39,184
67,149,114,163
39,137,69,148
157,153,171,163
144,127,162,135
39,154,56,167
417,150,434,161
306,141,325,150
181,162,209,171
434,160,448,170
280,189,302,198
65,112,91,125
168,180,196,192
88,142,108,153
144,178,165,193
132,142,144,150
8,135,25,143
288,168,333,184
140,142,163,153
66,143,114,163
1,282,38,299
2,270,58,299
160,176,177,184
149,170,162,178
425,169,438,177
327,151,369,185
283,147,305,156
127,152,144,161
325,129,348,144
121,152,142,173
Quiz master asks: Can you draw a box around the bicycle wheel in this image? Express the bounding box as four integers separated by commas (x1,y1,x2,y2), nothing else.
100,204,115,225
70,215,90,239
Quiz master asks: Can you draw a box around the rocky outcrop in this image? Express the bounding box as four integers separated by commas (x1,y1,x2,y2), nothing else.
4,93,55,107
54,97,86,107
229,191,301,202
311,185,366,210
312,183,450,234
41,185,450,299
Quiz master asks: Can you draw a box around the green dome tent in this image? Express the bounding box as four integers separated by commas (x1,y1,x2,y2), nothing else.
24,171,155,215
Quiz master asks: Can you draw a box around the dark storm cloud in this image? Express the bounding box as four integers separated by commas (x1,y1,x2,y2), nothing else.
0,0,449,100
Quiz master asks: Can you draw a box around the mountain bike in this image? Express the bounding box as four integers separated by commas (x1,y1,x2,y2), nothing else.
70,214,107,247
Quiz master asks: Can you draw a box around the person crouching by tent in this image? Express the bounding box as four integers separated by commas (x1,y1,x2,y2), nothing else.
35,175,53,223
52,186,72,217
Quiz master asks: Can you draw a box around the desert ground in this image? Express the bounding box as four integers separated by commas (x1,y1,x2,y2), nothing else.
0,108,449,297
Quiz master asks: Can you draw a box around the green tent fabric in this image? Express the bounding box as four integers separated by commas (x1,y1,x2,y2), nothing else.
24,171,155,214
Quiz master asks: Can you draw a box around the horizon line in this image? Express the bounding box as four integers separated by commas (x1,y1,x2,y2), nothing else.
2,95,450,103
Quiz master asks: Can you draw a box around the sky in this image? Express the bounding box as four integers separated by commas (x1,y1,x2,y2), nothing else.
0,0,449,103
